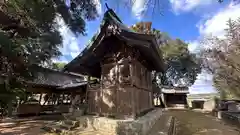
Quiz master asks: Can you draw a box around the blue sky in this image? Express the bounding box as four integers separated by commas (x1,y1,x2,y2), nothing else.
55,0,240,94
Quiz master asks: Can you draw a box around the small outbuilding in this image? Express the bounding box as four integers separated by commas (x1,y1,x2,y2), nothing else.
17,66,88,116
161,86,189,108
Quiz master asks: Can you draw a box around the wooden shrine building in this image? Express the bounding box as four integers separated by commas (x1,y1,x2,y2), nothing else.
16,66,88,116
161,86,189,108
63,9,165,119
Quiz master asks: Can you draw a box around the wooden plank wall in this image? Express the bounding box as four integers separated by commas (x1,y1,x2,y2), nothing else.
87,45,153,119
131,60,153,116
87,84,101,115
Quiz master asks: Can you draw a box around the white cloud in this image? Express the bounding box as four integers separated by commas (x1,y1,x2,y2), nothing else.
54,15,82,62
169,0,214,13
93,0,102,15
188,3,240,94
53,0,102,63
65,0,70,7
132,0,147,20
189,70,216,94
188,40,200,53
198,3,240,38
188,2,240,53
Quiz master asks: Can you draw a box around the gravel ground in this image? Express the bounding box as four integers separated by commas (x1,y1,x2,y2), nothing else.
1,110,239,135
0,117,54,135
166,109,240,135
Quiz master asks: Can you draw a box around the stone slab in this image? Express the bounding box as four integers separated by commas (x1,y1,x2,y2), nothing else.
79,108,163,135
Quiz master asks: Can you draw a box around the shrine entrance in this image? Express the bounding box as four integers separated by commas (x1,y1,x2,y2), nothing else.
164,93,187,107
191,100,205,109
161,86,189,108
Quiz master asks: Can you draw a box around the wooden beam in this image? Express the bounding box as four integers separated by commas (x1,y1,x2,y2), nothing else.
86,76,90,104
117,35,150,48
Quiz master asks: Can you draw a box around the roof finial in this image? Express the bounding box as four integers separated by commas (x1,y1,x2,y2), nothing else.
105,3,110,10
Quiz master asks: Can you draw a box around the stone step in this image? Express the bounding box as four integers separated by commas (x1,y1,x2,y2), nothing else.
42,122,75,133
41,115,89,134
42,124,66,133
63,119,79,126
42,119,85,134
68,127,101,135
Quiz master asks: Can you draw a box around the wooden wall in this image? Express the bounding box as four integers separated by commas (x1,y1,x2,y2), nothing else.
87,44,153,119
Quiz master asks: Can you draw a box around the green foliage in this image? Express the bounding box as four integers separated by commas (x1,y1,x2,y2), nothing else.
52,62,67,70
131,22,201,86
161,39,200,85
0,0,98,115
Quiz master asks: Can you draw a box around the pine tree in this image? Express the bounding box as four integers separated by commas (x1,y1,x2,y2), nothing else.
131,22,201,86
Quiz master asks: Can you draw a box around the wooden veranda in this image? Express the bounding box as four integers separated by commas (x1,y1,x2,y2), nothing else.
16,66,88,116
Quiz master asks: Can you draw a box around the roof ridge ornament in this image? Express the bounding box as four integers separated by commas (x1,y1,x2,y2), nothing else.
105,3,110,10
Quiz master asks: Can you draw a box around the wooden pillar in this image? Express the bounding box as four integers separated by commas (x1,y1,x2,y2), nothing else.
131,87,136,119
56,94,60,105
51,93,54,105
86,76,91,103
39,93,42,105
130,60,137,118
151,73,154,108
116,58,119,116
70,92,74,104
100,62,104,115
62,93,65,104
131,60,136,119
86,75,90,113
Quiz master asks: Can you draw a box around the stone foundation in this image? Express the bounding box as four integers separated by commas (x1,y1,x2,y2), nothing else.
166,104,188,109
77,108,163,135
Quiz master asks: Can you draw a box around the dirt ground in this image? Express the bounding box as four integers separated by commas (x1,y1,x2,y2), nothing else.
1,110,239,135
0,118,52,135
166,109,240,135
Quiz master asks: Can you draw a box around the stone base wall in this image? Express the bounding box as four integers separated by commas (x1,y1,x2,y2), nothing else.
166,104,188,109
227,103,240,112
79,108,163,135
203,100,216,111
219,111,240,128
187,99,215,111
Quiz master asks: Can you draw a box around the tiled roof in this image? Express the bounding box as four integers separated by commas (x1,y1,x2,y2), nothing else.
30,66,87,89
63,8,165,77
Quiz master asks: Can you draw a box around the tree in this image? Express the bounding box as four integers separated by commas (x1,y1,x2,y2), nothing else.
0,0,98,115
52,62,67,70
201,18,240,99
131,22,201,87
